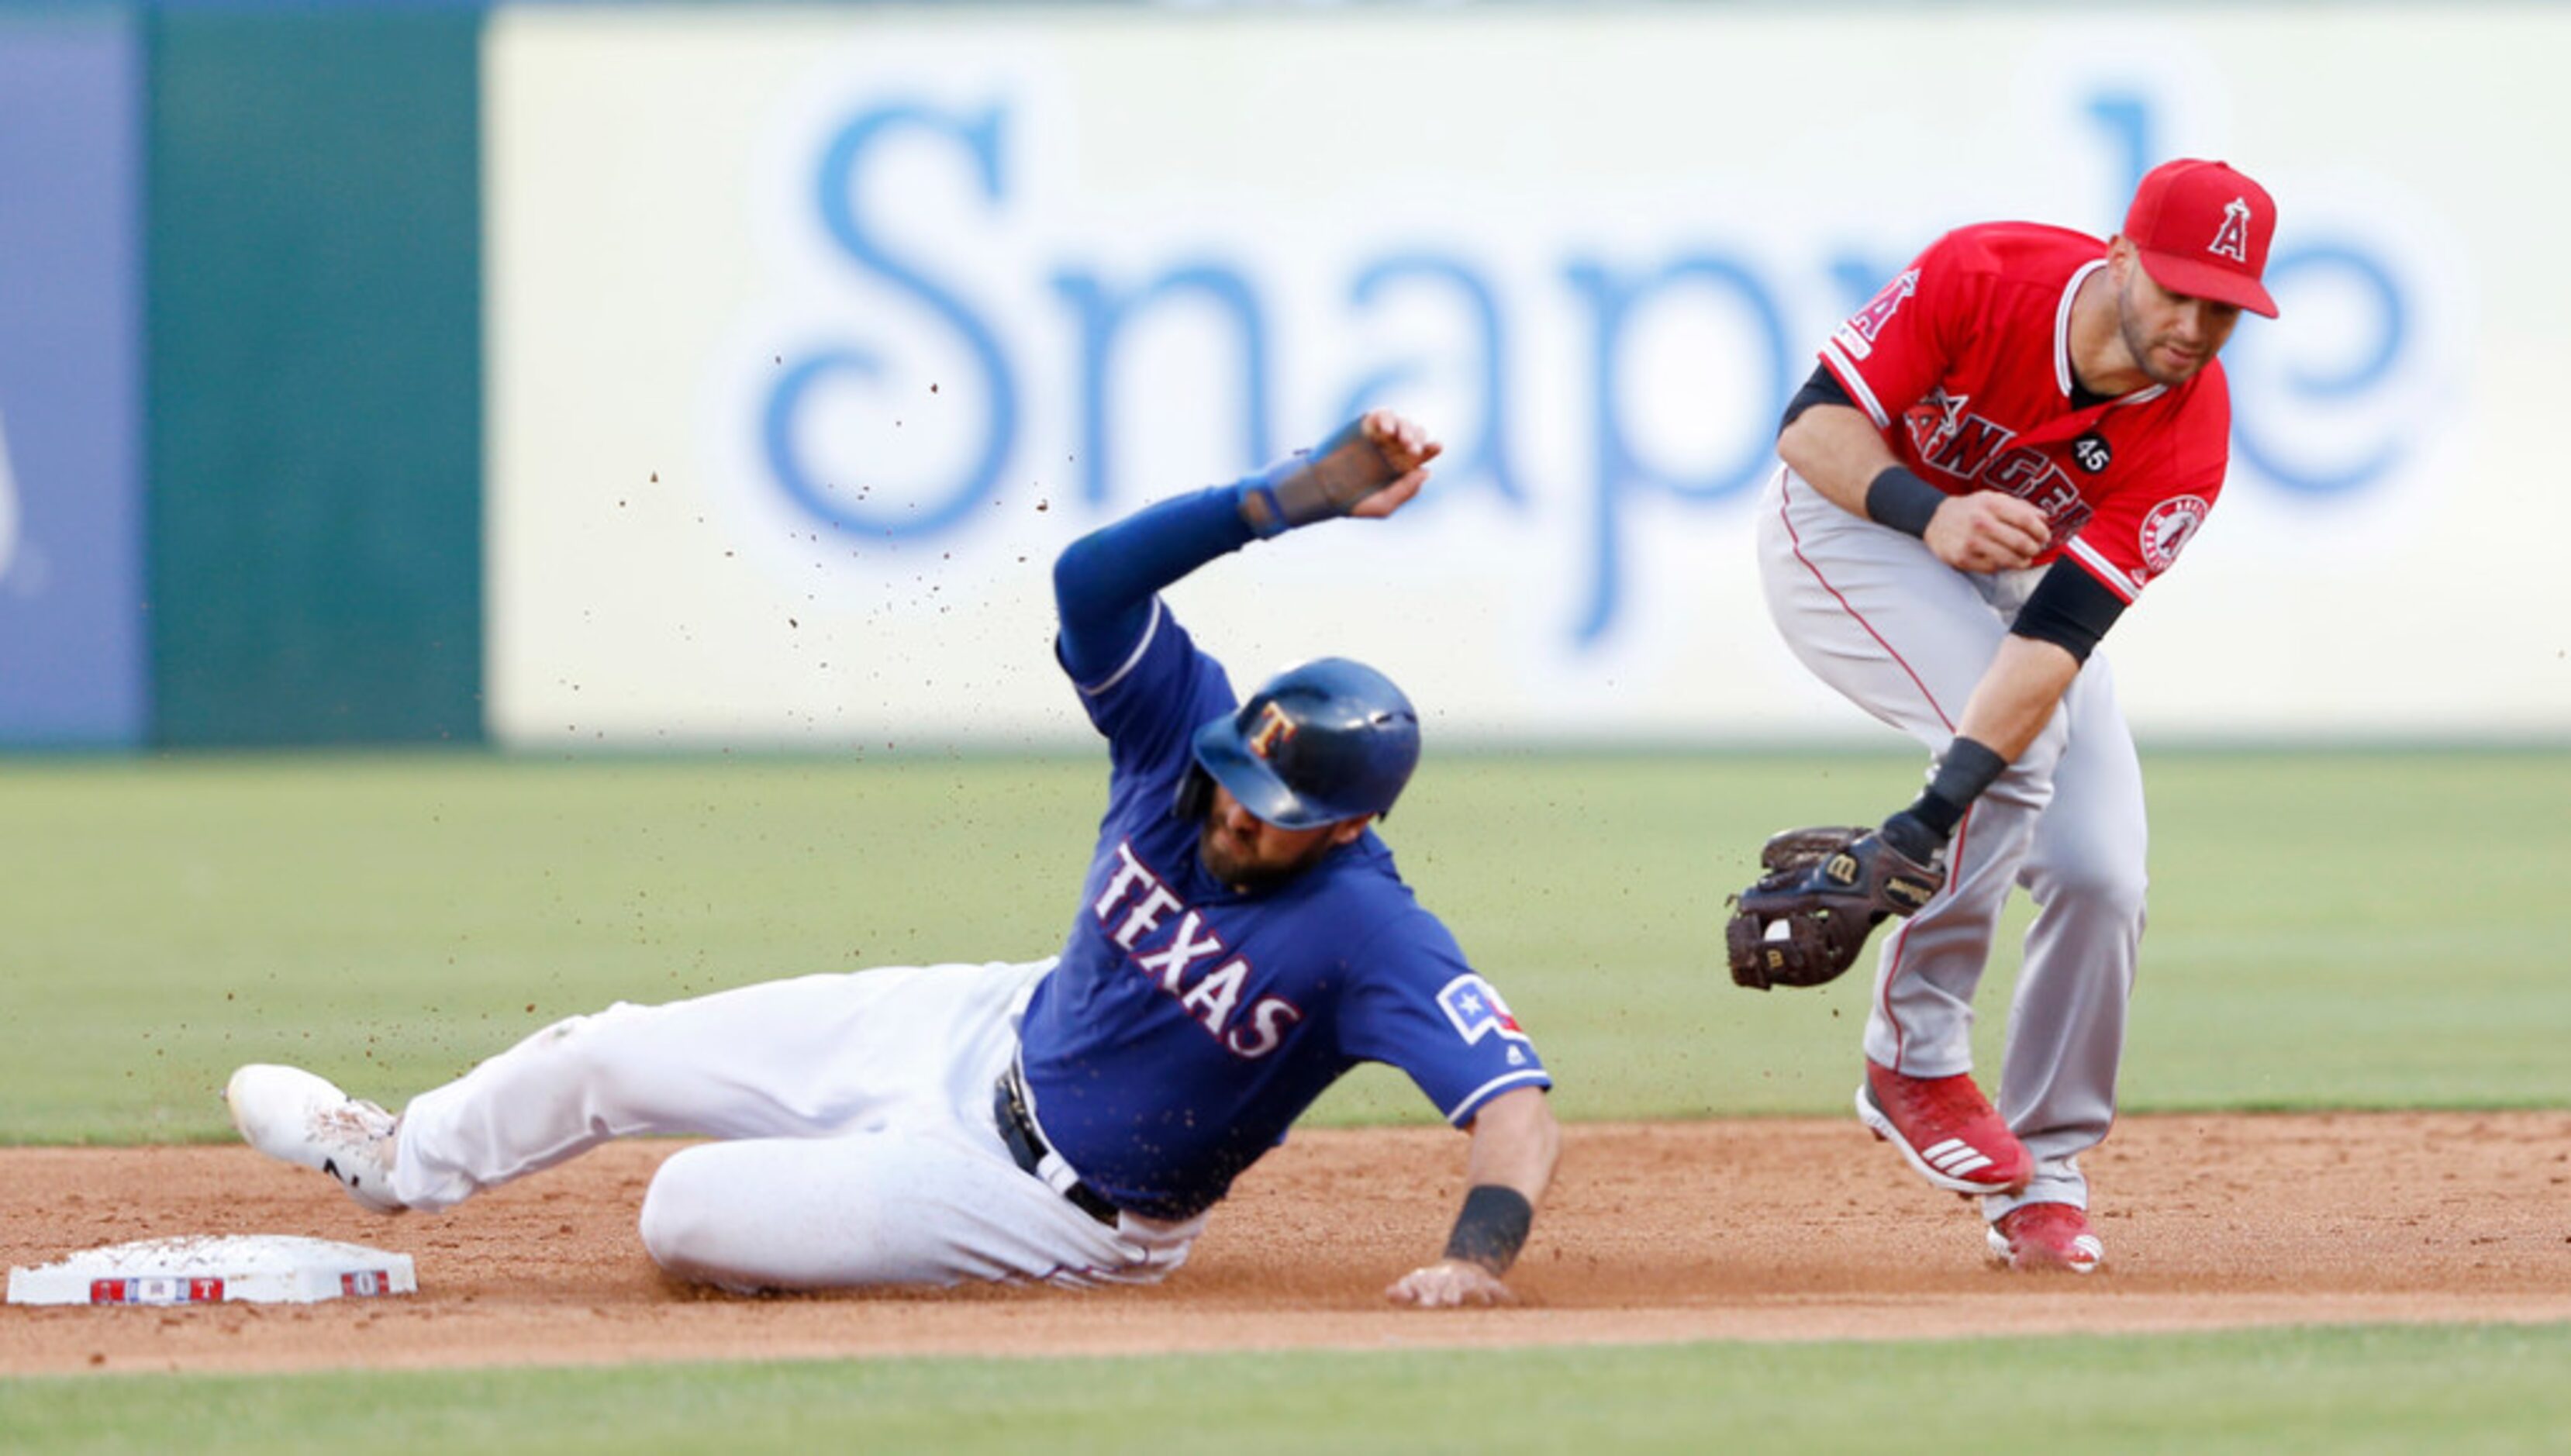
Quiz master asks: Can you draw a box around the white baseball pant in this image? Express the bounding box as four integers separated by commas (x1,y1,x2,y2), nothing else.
386,957,1201,1290
1758,466,2149,1217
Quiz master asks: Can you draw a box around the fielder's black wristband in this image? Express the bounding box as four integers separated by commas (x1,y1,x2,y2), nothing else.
1889,735,2012,850
1441,1184,1535,1275
1929,736,2010,808
1865,465,1946,540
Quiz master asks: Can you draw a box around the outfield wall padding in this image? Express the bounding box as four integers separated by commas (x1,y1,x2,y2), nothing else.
147,9,483,746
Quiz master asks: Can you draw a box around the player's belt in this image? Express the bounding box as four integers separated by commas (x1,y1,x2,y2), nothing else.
992,1068,1121,1226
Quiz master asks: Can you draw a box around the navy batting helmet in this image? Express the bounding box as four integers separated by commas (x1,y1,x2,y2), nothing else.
1182,657,1421,830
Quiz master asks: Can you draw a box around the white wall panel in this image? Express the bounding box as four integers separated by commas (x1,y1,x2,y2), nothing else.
486,6,2559,747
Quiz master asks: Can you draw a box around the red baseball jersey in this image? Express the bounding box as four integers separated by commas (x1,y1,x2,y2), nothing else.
1817,222,2232,604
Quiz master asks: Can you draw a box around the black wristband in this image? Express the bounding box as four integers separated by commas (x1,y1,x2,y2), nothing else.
1930,736,2010,806
1896,735,2011,844
1865,465,1946,540
1441,1184,1534,1275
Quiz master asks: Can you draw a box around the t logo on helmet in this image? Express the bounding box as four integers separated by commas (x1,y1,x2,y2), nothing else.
1247,702,1296,760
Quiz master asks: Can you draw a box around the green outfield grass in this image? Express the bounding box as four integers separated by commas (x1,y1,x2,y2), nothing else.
2,749,2566,1143
5,749,2568,1446
5,1323,2569,1454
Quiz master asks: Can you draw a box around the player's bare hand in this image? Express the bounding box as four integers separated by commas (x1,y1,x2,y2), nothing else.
1924,490,2050,572
1349,409,1444,519
1384,1258,1516,1309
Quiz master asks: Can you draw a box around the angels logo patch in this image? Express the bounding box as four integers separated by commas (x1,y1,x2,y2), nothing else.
2139,495,2210,574
1831,269,1919,362
1436,974,1530,1045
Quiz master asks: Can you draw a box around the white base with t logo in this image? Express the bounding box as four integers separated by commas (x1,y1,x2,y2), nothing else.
8,1235,416,1306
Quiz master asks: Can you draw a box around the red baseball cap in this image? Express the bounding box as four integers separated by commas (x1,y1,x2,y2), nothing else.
2121,158,2279,318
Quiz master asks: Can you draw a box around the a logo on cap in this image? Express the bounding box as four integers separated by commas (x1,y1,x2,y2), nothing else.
2209,198,2252,264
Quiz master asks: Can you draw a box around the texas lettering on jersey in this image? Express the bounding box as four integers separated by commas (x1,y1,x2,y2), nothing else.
1090,840,1304,1060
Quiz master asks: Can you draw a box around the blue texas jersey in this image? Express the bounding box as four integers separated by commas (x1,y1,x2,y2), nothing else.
1017,599,1551,1220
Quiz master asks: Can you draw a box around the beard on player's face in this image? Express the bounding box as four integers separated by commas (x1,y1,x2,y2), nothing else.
1197,783,1358,892
2116,264,2239,388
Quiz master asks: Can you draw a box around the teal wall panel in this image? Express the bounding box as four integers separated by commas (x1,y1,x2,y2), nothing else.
148,9,481,745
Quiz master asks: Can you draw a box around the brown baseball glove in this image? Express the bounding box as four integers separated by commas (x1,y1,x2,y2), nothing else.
1724,826,1945,991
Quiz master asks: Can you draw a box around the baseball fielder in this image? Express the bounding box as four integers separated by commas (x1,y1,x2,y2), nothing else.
1725,160,2279,1271
229,411,1559,1307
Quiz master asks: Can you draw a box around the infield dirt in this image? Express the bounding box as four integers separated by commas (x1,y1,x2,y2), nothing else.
6,1112,2569,1376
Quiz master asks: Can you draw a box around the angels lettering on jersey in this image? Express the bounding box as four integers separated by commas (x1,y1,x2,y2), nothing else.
1900,387,2093,545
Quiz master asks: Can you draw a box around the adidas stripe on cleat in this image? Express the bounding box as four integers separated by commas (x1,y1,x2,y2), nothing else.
1855,1060,2032,1196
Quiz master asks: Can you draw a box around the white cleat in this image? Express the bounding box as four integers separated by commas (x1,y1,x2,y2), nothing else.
225,1064,406,1214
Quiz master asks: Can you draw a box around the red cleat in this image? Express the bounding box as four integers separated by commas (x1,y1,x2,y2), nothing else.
1986,1202,2104,1273
1855,1060,2032,1196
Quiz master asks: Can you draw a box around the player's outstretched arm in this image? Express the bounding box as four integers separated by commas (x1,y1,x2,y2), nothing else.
1053,412,1443,682
1343,409,1440,519
1386,1085,1558,1309
1239,408,1441,535
1229,411,1439,537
